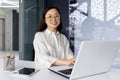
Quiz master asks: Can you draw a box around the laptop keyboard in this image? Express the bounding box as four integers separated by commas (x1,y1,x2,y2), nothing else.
59,68,72,75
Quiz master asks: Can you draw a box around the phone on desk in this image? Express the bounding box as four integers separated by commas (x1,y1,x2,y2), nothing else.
12,67,40,77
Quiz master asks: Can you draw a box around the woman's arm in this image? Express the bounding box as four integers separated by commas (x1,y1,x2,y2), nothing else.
33,32,58,68
63,35,75,59
52,58,75,66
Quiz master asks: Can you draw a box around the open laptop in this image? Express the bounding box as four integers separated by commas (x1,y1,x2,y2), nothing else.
48,40,120,80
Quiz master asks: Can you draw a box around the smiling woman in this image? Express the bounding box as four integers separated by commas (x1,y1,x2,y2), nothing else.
33,7,75,69
44,8,60,33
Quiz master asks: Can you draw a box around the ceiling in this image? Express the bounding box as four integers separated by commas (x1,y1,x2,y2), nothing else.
0,0,19,10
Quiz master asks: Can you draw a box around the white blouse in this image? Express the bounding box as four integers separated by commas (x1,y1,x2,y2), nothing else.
33,29,74,69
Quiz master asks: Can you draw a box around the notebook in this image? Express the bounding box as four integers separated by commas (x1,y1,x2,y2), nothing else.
48,40,120,80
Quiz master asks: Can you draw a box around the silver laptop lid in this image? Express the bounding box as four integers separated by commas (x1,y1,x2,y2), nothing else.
70,40,120,80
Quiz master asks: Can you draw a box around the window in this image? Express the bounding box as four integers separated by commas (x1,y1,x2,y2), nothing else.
69,0,120,68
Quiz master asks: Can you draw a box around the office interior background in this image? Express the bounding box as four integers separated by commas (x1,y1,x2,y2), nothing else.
0,0,120,68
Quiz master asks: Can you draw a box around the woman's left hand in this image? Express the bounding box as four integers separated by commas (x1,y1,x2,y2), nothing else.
66,58,76,65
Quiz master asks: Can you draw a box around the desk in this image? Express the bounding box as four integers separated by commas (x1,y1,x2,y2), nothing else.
0,59,120,80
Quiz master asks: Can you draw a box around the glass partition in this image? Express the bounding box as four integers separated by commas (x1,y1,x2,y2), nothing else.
19,0,44,60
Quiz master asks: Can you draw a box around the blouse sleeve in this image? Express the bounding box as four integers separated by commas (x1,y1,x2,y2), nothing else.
33,32,57,68
63,35,74,59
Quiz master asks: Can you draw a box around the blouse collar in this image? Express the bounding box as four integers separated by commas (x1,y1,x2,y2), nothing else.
45,28,60,35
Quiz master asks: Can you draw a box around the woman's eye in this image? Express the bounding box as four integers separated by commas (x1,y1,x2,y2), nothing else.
55,15,60,18
48,16,52,18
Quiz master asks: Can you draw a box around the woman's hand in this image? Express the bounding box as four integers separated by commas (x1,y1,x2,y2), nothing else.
67,58,76,62
52,58,76,66
63,58,75,65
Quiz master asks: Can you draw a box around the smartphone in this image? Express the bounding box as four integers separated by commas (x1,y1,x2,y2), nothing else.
13,67,40,77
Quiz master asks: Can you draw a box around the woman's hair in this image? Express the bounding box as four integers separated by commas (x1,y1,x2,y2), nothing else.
39,6,63,32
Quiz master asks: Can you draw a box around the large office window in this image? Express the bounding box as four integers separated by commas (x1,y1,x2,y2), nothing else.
69,0,120,68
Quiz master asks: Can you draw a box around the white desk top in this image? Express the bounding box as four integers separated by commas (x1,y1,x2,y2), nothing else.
0,59,120,80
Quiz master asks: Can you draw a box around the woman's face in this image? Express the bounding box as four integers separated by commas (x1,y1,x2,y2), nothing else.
45,8,60,32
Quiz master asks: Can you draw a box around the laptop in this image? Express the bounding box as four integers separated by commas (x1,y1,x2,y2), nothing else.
48,40,120,80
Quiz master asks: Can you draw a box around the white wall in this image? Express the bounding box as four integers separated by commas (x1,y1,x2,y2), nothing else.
0,8,13,51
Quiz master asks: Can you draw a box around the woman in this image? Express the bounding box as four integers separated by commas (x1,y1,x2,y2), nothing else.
33,7,75,69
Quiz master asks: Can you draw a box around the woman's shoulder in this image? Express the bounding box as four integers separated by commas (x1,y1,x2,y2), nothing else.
35,31,43,35
60,33,67,37
34,32,44,38
59,33,68,40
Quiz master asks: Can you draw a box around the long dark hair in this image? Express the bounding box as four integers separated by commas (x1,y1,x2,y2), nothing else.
39,7,63,32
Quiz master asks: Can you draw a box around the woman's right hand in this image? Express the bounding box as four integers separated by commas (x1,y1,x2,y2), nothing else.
52,58,75,66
